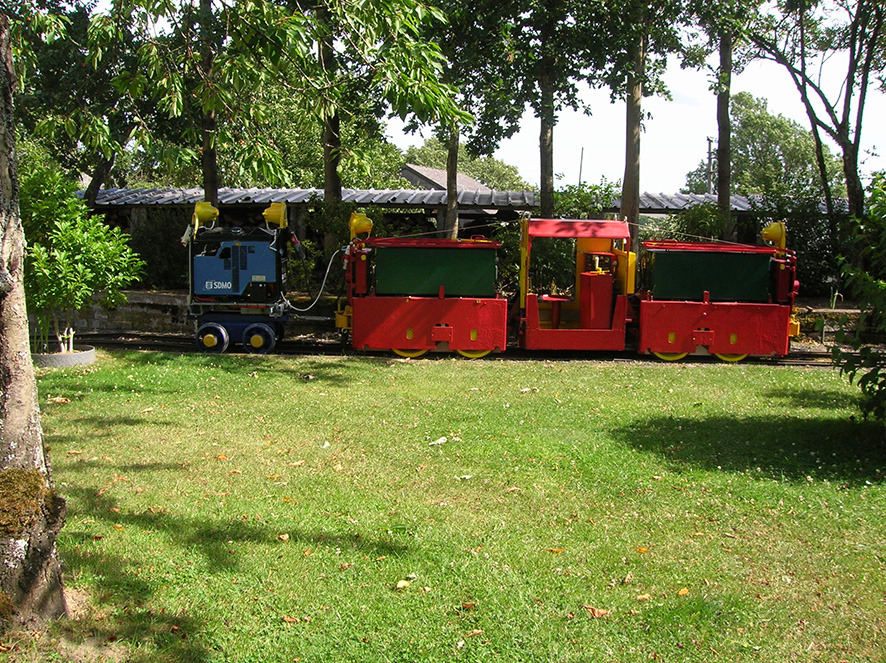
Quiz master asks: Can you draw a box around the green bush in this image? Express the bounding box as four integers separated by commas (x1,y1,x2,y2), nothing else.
833,173,886,421
20,160,144,353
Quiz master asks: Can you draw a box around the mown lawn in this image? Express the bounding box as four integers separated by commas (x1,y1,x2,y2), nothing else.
8,351,886,662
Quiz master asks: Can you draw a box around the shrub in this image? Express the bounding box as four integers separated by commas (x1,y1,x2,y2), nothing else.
20,161,144,353
833,173,886,421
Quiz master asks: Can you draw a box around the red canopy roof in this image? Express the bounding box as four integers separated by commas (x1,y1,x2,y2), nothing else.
528,219,630,240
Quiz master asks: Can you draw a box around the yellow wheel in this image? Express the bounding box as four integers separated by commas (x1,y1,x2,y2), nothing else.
652,351,688,362
393,348,429,358
714,353,748,363
457,349,492,359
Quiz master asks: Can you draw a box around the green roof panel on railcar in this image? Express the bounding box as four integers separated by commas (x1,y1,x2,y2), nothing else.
648,250,772,302
374,246,498,297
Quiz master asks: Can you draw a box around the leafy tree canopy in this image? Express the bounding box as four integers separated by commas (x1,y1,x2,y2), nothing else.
683,91,845,199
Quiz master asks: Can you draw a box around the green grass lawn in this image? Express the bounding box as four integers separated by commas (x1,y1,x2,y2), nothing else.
10,351,886,662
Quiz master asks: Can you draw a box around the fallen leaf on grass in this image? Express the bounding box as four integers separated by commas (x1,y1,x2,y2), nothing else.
113,524,125,531
66,450,83,456
340,563,353,572
266,474,282,480
282,616,301,624
506,487,521,493
636,594,651,601
464,629,484,638
215,454,228,461
395,580,411,590
622,572,633,585
289,460,306,467
636,547,649,553
228,469,242,475
678,588,689,596
277,533,290,542
583,606,610,618
49,396,70,404
547,548,565,553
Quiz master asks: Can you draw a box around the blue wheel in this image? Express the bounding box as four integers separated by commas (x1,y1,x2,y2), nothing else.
243,323,277,354
197,323,230,353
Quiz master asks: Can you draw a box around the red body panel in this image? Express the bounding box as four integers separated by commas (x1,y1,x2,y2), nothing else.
638,300,793,357
351,296,508,352
521,293,628,351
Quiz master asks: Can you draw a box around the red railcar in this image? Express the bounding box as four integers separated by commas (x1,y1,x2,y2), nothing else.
336,214,800,361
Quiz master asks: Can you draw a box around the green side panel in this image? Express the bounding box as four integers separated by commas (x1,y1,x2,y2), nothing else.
374,247,497,297
650,251,772,302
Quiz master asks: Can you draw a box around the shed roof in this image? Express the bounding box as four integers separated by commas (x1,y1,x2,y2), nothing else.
401,164,492,192
88,187,827,217
89,186,536,211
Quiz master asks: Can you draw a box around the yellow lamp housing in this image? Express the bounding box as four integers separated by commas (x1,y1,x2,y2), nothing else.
192,201,219,231
349,212,373,240
262,202,287,228
761,221,787,250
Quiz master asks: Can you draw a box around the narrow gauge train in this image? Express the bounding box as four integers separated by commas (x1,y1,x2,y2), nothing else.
184,201,800,361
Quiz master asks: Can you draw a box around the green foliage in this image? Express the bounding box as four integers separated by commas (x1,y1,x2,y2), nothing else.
552,179,620,219
19,158,144,353
86,0,469,195
833,173,886,422
653,202,729,242
683,93,846,201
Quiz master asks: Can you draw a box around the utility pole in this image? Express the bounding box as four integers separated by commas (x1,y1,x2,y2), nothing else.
578,147,584,187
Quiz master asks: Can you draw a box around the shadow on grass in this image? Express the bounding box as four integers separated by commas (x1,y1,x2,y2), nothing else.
58,547,213,663
58,483,408,662
762,386,861,411
81,350,391,386
613,412,886,487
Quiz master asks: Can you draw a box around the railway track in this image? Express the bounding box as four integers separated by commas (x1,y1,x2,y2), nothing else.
76,332,839,368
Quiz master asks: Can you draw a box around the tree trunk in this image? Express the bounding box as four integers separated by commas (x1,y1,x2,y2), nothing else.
843,142,865,219
199,0,218,206
622,32,646,256
83,153,116,209
539,116,554,218
322,110,342,204
716,29,733,240
538,22,555,219
201,109,219,206
0,13,66,631
443,125,459,238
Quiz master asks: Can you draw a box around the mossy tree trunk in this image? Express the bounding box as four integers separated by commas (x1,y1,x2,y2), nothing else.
0,12,66,632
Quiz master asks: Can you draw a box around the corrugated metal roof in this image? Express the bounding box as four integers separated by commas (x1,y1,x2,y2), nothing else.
91,186,536,210
615,193,755,214
91,187,808,215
